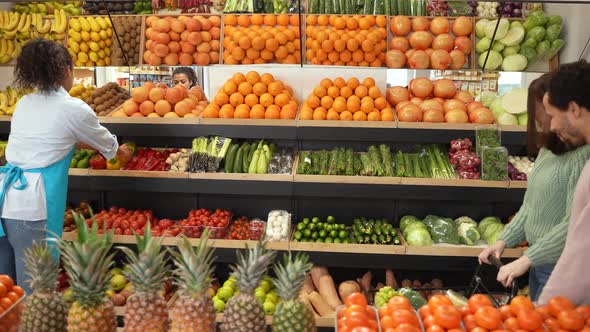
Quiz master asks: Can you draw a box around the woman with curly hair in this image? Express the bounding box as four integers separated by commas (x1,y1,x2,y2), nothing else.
0,39,132,293
172,66,198,89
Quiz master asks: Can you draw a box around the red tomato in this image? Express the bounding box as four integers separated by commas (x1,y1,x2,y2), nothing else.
345,293,368,307
558,310,585,331
460,305,472,317
464,314,477,331
548,297,575,318
510,296,535,315
389,296,413,312
576,306,590,320
428,294,453,310
504,317,519,331
475,307,502,330
419,305,433,319
469,294,494,314
391,309,419,327
500,305,514,320
433,305,461,329
516,309,543,331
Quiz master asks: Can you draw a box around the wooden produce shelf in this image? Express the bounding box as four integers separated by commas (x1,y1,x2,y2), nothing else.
294,174,401,185
98,116,199,125
396,122,497,131
87,169,189,179
189,172,294,182
289,241,405,255
399,177,510,188
509,180,528,189
297,119,397,129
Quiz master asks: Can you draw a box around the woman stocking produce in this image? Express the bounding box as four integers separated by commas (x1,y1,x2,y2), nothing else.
172,66,198,89
0,39,132,293
478,73,590,301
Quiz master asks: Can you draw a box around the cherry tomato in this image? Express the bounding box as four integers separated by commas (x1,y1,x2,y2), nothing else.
474,306,502,330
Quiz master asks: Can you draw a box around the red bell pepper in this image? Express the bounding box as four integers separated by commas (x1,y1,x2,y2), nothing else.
89,154,106,169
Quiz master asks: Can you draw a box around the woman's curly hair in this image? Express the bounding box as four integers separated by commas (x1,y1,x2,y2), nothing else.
172,66,198,88
14,38,73,92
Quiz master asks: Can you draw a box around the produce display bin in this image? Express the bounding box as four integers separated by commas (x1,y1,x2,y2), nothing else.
0,292,26,332
335,305,382,332
249,219,266,240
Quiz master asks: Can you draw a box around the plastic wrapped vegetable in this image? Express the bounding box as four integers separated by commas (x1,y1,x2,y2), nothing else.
482,222,505,245
478,216,502,234
429,217,461,245
458,222,481,245
398,288,428,309
400,215,421,233
454,216,477,228
404,227,434,246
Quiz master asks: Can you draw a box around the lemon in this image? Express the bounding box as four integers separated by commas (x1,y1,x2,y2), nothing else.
88,42,100,52
80,31,90,42
105,39,112,47
96,17,107,30
104,48,111,56
105,18,112,28
68,30,81,42
89,51,98,62
77,52,88,63
70,18,81,32
96,59,105,66
90,31,101,42
104,57,111,66
69,41,80,53
79,42,89,53
85,60,95,67
98,40,105,49
99,30,107,40
80,18,90,32
106,29,112,38
97,50,105,59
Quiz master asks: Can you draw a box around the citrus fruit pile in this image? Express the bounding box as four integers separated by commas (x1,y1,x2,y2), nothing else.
204,71,298,120
143,15,221,66
387,16,473,70
0,274,25,332
67,16,113,67
300,77,394,122
222,14,301,65
305,14,388,67
113,82,208,118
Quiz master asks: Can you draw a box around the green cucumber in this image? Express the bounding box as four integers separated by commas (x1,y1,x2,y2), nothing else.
224,144,239,173
241,144,251,173
233,145,245,173
246,144,256,168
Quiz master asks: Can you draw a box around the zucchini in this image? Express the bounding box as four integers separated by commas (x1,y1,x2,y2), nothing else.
224,144,239,173
233,144,245,173
241,144,251,173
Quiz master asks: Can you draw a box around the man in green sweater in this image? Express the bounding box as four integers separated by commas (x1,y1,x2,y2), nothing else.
478,71,590,301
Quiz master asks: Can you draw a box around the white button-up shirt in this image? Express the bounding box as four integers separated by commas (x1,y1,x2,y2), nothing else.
1,86,118,221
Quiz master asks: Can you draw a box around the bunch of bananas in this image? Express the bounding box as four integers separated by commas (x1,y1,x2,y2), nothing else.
0,9,67,64
13,1,82,16
67,16,113,66
0,87,33,115
69,83,95,101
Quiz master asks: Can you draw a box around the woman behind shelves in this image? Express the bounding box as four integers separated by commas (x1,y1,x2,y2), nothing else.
478,73,590,301
0,39,132,293
172,66,198,89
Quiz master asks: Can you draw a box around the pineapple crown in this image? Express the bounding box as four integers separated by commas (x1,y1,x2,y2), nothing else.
23,241,61,293
272,252,312,301
117,223,169,294
231,240,276,294
169,229,216,296
59,209,115,308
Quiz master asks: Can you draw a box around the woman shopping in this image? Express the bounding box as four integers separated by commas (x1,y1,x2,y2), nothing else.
172,66,198,89
0,39,132,293
478,73,590,301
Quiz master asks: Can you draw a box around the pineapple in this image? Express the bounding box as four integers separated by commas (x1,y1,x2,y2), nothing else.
272,253,316,332
59,212,117,332
20,242,68,332
118,224,169,332
220,241,276,332
168,231,217,332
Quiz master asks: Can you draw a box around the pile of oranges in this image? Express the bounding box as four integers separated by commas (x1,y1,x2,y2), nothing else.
300,77,394,122
204,71,299,120
143,15,221,66
0,274,25,332
305,15,388,67
222,14,301,65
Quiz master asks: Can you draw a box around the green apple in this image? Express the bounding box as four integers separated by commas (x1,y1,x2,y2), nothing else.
110,274,127,291
110,267,123,276
216,286,234,302
259,280,272,293
263,301,276,315
214,299,225,312
223,280,236,290
265,292,279,304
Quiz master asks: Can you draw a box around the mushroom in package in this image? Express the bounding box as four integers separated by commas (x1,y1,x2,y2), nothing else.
265,210,291,241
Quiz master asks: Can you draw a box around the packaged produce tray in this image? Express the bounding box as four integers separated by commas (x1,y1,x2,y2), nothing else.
335,304,382,332
0,292,26,332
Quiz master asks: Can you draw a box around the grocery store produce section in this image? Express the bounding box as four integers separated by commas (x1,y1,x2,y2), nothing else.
0,0,587,330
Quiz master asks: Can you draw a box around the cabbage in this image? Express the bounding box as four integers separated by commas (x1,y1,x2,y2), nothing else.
522,38,538,49
543,39,565,61
475,18,489,38
485,19,510,40
527,26,546,42
454,216,477,228
492,42,505,52
403,222,428,237
490,98,506,119
478,50,503,70
478,216,501,234
502,54,528,72
525,10,548,30
518,113,528,126
405,228,434,246
497,112,519,125
501,88,528,114
476,37,492,54
499,26,525,46
519,46,537,63
400,215,421,233
483,223,505,245
546,24,561,42
481,90,497,107
458,223,481,246
510,21,523,30
536,40,551,60
546,15,562,28
502,45,520,57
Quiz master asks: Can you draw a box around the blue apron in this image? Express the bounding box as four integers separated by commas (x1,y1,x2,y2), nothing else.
0,149,74,245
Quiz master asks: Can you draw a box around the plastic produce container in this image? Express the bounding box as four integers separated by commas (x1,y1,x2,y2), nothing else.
335,305,381,332
265,210,291,242
0,292,26,332
249,219,265,240
476,126,501,157
482,146,509,181
171,225,203,238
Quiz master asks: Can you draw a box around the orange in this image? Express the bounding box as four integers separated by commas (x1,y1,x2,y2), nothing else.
333,17,346,30
321,96,334,109
238,82,253,95
276,32,288,46
223,81,238,95
321,39,334,53
312,108,327,120
358,17,371,30
264,105,280,119
361,101,374,114
231,47,246,61
277,14,289,26
268,81,284,96
274,93,290,107
347,95,361,113
352,50,365,63
247,104,264,119
237,15,250,27
327,86,340,99
244,94,259,107
203,105,219,118
376,15,387,28
340,110,353,120
219,106,234,118
381,109,395,121
333,97,347,113
234,104,250,118
346,38,359,52
238,36,252,49
224,14,237,26
275,46,289,60
246,48,260,60
363,77,376,87
252,36,265,51
290,15,299,26
313,85,327,98
353,111,367,121
264,15,277,26
229,92,244,107
347,77,360,89
355,85,368,98
260,93,275,108
320,78,333,88
375,97,388,110
253,82,267,96
340,86,353,99
346,17,359,30
339,50,352,62
280,104,297,119
327,109,340,120
214,93,229,106
251,14,264,26
333,77,346,89
317,15,329,26
307,95,321,108
232,73,247,85
334,39,346,52
299,107,313,120
261,49,274,61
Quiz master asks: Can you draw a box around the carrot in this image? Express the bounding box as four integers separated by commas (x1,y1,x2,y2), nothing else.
318,274,342,310
302,274,315,295
385,269,399,288
339,280,360,302
308,291,334,317
310,266,329,290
